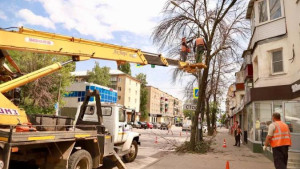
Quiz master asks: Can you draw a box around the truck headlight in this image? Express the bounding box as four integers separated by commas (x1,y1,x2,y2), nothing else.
0,160,4,169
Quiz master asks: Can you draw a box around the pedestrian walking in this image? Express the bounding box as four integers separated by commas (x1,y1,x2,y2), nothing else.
167,121,173,135
263,113,292,169
233,121,239,146
236,125,242,147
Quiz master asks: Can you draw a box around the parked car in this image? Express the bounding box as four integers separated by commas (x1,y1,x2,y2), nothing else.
175,122,183,127
160,122,168,130
182,123,191,131
127,122,133,130
131,121,141,129
137,121,147,129
203,125,207,133
146,122,153,129
153,122,161,129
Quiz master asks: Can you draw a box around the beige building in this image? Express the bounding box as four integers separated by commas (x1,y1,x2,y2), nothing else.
225,0,300,164
110,70,141,113
146,86,183,124
71,70,141,121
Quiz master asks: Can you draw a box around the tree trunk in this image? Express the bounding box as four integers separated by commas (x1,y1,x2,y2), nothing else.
190,56,210,149
205,97,212,135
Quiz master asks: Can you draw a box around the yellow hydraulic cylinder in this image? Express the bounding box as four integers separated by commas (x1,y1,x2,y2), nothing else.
0,61,66,93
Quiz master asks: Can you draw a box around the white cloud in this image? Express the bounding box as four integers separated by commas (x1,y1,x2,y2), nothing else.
0,11,7,20
34,0,167,40
18,9,56,29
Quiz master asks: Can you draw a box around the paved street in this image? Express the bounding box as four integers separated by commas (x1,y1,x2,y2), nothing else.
101,127,274,169
100,126,189,169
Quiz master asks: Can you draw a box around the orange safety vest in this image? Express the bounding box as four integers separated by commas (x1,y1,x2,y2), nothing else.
196,38,205,46
270,121,292,148
181,45,188,52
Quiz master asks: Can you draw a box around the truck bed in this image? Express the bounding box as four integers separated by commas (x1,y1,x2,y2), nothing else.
0,125,98,145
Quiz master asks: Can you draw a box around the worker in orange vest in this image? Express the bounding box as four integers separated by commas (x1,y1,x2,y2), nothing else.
264,113,292,169
180,37,190,61
193,37,206,63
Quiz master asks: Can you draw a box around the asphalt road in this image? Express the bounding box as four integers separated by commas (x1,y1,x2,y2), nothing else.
99,126,189,169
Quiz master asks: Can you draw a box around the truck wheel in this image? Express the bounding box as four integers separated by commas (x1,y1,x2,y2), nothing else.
0,148,3,169
68,150,92,169
123,140,138,163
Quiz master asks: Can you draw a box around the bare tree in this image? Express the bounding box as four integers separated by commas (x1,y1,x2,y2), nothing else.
152,0,249,149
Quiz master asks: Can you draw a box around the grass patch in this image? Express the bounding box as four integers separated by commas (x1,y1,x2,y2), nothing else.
175,140,212,154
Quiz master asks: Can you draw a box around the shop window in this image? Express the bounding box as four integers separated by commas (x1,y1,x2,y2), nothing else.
284,102,300,133
273,102,283,119
254,102,272,141
269,0,282,20
258,0,268,23
271,50,283,73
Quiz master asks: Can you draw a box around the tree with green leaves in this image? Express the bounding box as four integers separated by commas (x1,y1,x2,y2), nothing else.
183,109,194,120
6,50,75,114
87,62,111,87
136,73,148,121
118,63,131,75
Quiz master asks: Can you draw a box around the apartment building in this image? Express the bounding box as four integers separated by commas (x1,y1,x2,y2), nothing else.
146,86,183,124
71,70,141,121
110,70,141,113
226,0,300,165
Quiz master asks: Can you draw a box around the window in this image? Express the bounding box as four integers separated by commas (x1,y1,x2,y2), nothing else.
254,102,272,141
269,0,282,20
272,50,283,73
258,0,268,23
118,96,121,100
251,9,255,32
101,107,112,116
129,88,131,93
119,109,125,122
253,56,259,81
284,102,300,133
118,87,122,91
135,99,137,103
128,97,131,102
135,90,137,95
118,78,121,82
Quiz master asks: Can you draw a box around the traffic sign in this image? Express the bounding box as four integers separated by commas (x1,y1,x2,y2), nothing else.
193,88,199,98
183,104,196,110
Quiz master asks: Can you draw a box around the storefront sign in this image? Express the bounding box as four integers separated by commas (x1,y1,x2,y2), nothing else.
183,104,196,110
291,84,300,93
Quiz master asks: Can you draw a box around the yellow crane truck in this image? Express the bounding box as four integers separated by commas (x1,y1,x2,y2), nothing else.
0,27,206,169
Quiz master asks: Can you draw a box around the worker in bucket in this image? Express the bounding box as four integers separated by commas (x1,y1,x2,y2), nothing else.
193,37,206,63
180,37,190,62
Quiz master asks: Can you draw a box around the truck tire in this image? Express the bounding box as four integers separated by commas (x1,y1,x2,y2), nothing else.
123,140,138,163
68,150,92,169
0,148,3,169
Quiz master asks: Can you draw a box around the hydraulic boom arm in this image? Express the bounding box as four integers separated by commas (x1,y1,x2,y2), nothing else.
0,27,188,67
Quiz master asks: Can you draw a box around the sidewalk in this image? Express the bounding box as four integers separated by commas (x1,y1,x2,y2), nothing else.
144,128,274,169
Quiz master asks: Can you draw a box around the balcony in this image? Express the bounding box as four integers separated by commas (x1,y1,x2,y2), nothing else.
235,71,244,84
235,83,245,91
244,64,253,81
250,17,286,48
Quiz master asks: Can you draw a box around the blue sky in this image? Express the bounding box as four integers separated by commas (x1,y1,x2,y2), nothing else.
0,0,194,100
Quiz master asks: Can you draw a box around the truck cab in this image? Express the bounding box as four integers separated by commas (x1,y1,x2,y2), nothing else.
74,102,140,161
